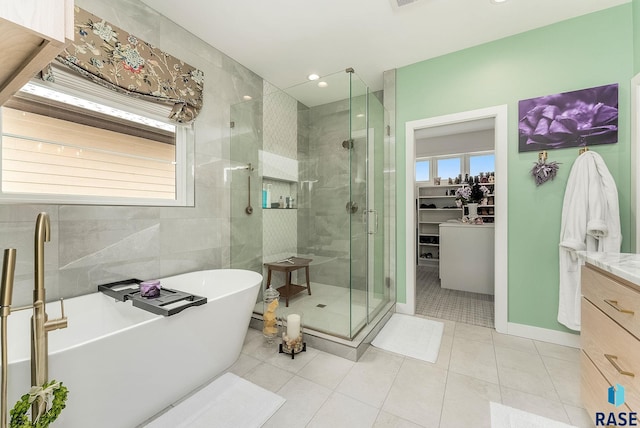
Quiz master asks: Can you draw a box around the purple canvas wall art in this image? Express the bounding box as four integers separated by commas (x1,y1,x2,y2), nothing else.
518,83,618,152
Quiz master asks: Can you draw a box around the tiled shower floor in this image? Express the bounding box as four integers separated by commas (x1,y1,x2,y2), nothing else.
254,282,384,338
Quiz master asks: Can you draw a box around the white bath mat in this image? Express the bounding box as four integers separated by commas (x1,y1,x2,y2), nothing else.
490,402,579,428
371,313,444,363
144,372,285,428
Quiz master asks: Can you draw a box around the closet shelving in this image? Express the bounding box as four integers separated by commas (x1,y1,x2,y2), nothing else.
417,182,495,265
417,184,460,265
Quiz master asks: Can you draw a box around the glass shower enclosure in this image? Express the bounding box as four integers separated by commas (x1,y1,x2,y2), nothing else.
230,69,394,339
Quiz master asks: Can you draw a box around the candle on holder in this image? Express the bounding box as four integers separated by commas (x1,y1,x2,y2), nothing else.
287,313,301,338
279,311,306,358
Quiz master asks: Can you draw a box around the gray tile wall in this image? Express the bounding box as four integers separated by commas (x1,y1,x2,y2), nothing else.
262,81,299,266
3,0,263,307
230,96,263,275
299,99,353,288
263,81,298,159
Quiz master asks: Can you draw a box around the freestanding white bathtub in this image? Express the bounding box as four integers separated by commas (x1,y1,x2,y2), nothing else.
5,269,262,428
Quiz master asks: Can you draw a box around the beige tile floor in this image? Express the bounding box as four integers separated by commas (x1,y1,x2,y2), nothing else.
230,315,594,428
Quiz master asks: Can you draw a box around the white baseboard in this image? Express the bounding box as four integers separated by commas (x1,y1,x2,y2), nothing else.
506,322,581,348
392,304,580,348
395,302,413,315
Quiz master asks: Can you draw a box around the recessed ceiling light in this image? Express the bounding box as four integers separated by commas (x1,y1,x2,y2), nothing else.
318,81,328,88
490,0,508,3
243,95,252,100
308,74,319,81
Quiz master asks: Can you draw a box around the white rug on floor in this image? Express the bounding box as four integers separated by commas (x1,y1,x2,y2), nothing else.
371,313,444,363
490,402,579,428
144,372,285,428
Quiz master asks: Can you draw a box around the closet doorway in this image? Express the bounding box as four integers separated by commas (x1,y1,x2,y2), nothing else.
402,105,508,333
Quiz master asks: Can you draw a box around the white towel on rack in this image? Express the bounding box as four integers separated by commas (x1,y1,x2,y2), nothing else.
558,151,621,331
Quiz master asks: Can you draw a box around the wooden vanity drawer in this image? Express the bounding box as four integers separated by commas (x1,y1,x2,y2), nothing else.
582,352,633,417
582,298,639,411
582,265,640,339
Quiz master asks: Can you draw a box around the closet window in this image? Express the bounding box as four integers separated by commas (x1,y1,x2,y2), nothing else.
436,157,461,180
469,154,495,177
416,159,430,182
415,151,494,184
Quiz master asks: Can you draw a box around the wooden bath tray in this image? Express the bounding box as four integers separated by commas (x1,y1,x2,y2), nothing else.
98,278,207,316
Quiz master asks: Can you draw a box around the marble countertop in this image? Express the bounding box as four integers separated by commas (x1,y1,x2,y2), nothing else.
578,252,640,287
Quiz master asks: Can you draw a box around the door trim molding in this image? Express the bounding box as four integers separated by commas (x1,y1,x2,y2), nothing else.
631,73,640,252
401,105,508,334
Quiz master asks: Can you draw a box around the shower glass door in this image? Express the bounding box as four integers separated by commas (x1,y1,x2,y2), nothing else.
348,74,369,336
348,73,388,338
365,81,389,325
230,70,393,340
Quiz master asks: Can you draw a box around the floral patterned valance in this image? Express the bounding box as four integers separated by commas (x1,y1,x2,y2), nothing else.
54,7,204,124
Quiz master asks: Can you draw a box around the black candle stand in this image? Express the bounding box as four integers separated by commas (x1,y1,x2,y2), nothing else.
279,342,306,359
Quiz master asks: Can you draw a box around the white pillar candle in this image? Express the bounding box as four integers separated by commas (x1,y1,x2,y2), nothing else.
287,314,301,338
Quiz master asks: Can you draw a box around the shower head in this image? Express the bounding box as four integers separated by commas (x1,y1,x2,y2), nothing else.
0,248,16,309
342,139,353,150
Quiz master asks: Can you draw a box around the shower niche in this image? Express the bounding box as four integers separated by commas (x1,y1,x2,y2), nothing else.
262,179,297,209
261,149,298,209
230,70,395,341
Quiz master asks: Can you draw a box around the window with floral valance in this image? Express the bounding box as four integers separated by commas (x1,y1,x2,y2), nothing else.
48,6,204,124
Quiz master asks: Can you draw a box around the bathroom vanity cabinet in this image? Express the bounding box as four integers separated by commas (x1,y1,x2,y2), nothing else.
581,260,640,416
0,0,73,105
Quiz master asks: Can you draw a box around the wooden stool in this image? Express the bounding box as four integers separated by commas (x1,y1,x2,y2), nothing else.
264,257,312,307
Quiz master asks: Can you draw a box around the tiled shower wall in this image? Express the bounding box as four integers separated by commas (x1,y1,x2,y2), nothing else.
3,0,263,307
229,95,263,275
299,89,390,294
298,99,354,289
263,82,298,160
262,82,298,265
258,83,359,291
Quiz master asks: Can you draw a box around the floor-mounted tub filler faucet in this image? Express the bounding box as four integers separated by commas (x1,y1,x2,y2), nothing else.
31,212,68,421
0,213,68,427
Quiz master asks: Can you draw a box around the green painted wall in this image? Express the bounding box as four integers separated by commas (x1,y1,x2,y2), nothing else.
635,0,640,73
396,5,634,332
